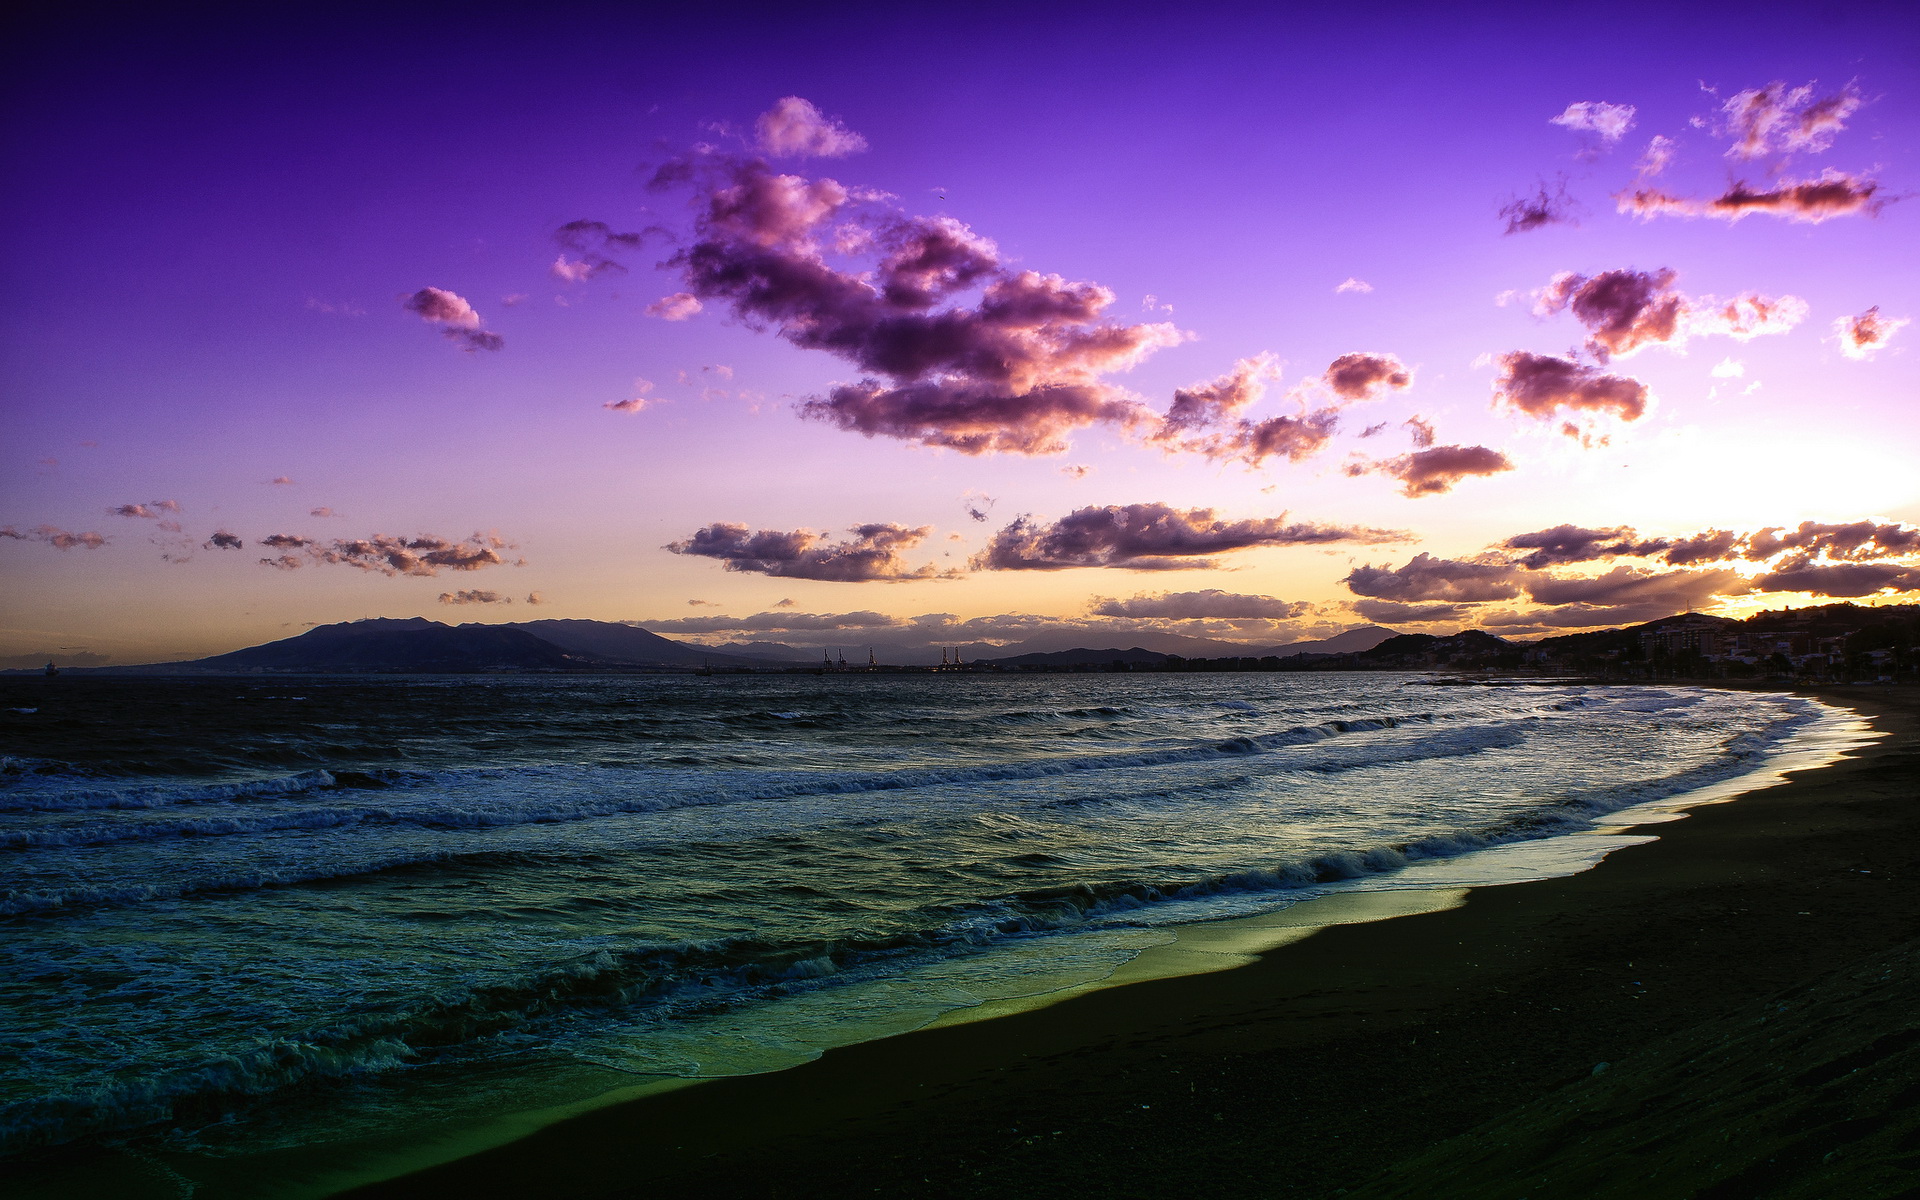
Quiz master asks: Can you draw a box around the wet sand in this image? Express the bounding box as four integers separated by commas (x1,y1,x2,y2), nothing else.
347,686,1920,1200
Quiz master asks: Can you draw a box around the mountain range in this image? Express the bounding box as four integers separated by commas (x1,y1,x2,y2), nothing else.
25,619,1402,673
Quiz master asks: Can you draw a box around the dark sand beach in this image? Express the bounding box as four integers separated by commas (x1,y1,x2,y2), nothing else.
344,685,1920,1200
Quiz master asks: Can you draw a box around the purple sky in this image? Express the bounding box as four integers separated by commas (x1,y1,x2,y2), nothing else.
4,3,1917,665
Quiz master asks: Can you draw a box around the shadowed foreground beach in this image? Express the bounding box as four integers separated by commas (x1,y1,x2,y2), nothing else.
337,686,1920,1200
337,685,1920,1200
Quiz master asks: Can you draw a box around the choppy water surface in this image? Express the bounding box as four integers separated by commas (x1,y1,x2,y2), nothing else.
0,672,1828,1187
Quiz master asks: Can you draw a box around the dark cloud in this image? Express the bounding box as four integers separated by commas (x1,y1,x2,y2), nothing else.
1350,599,1471,623
754,96,869,158
1344,553,1523,603
1521,565,1745,611
1835,306,1908,360
402,287,503,352
1662,529,1742,566
1491,351,1650,424
1533,268,1805,361
259,532,512,576
1323,353,1413,401
552,219,662,283
1502,524,1672,569
667,522,949,582
1717,81,1861,160
438,589,511,605
1158,354,1276,442
1742,520,1920,563
975,504,1411,571
1350,444,1514,498
1751,559,1920,598
1617,172,1885,224
653,153,1180,455
203,530,243,550
961,491,996,523
525,592,548,605
1090,590,1309,619
555,219,648,254
1500,178,1581,234
0,525,108,550
1230,410,1342,466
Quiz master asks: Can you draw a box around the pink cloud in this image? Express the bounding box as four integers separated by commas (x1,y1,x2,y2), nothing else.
438,589,512,605
1834,306,1908,360
402,287,503,352
754,96,868,159
645,293,703,320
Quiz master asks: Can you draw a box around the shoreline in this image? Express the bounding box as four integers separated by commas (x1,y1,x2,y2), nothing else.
322,683,1920,1199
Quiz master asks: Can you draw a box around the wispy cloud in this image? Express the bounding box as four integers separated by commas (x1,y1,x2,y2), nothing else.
1550,101,1636,147
1716,80,1862,160
0,525,108,550
1089,589,1309,619
438,589,511,605
1500,177,1581,234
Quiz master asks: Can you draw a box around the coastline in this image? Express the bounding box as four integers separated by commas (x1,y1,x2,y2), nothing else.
321,683,1920,1199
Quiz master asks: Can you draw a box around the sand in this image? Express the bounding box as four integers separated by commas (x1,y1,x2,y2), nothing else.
336,685,1920,1199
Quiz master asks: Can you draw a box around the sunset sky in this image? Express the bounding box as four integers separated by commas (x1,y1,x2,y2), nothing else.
4,3,1917,666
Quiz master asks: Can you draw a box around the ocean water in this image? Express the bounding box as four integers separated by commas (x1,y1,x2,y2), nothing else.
0,673,1840,1194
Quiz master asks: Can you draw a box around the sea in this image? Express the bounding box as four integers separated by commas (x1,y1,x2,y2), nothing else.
0,672,1865,1197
